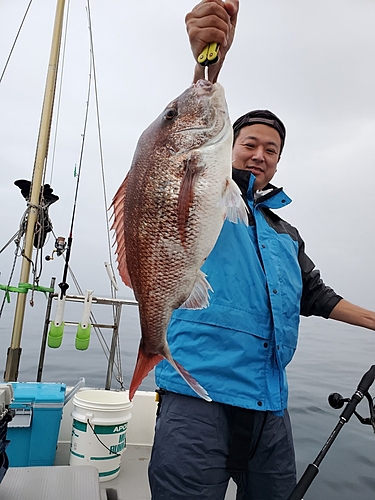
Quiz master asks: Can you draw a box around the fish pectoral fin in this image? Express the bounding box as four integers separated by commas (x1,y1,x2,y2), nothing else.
222,177,249,226
129,342,163,400
179,270,213,310
168,357,211,402
178,154,204,246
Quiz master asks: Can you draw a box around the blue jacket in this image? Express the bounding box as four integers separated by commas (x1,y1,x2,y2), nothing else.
155,171,341,411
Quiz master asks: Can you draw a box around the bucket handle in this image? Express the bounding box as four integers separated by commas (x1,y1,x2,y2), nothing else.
64,377,85,406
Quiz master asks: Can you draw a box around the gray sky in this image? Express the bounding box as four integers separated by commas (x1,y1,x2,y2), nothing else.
0,0,374,312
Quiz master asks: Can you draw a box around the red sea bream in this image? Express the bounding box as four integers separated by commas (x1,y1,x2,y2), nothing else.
112,80,248,401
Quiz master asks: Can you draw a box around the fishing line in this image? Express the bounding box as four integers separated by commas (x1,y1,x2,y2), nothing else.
0,0,33,84
1,0,70,300
48,0,71,185
32,0,70,292
1,0,42,302
86,0,119,299
57,19,93,300
86,0,124,386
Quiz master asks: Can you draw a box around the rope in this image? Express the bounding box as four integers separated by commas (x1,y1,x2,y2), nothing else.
0,231,20,255
0,207,29,317
0,283,54,295
0,238,22,318
24,202,47,305
0,0,33,84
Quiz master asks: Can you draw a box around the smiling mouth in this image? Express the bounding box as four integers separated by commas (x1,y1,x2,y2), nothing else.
246,166,264,174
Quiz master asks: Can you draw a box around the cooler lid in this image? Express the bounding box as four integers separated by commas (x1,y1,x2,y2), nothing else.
9,382,66,405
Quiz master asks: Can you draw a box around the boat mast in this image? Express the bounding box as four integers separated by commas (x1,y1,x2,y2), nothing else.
4,0,66,382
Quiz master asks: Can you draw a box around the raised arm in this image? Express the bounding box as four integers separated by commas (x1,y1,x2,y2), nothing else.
329,299,375,331
185,0,239,83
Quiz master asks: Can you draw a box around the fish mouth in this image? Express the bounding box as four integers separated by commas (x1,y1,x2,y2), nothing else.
194,79,214,95
168,81,229,153
175,84,228,144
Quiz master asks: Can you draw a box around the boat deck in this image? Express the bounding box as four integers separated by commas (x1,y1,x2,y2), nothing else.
55,441,153,500
2,390,236,499
102,445,153,500
55,441,237,500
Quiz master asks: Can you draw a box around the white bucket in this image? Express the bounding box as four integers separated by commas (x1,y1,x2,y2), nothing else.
69,389,132,482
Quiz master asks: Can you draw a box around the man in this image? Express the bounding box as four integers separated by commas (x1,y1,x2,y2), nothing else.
148,1,375,499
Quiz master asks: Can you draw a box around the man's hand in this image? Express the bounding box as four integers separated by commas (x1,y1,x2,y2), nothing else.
185,0,239,82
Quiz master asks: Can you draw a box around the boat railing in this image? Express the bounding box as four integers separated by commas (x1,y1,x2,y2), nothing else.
37,277,138,390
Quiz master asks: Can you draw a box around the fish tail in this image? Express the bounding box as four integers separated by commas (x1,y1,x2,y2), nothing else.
167,355,212,402
129,343,163,400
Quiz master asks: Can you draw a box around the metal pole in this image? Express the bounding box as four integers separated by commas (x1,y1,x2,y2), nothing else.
36,277,56,382
105,304,122,390
4,0,66,382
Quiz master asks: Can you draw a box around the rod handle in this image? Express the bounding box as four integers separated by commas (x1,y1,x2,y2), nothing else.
288,463,319,500
358,365,375,394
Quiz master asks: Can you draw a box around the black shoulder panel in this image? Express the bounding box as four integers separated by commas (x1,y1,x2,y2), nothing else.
260,207,299,242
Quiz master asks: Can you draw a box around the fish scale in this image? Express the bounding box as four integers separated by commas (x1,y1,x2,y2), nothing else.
112,80,248,401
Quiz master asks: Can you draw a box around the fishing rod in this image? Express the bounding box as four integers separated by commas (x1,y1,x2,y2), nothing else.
288,365,375,500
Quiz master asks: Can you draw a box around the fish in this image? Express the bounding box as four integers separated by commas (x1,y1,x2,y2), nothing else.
112,79,248,401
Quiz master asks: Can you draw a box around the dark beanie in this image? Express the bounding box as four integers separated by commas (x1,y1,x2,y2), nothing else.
232,110,286,154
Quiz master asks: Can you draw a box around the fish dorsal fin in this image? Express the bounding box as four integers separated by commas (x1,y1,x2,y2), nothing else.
178,154,203,246
111,176,133,289
222,177,249,225
180,269,213,309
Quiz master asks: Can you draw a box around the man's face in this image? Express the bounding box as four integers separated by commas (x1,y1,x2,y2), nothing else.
232,124,281,191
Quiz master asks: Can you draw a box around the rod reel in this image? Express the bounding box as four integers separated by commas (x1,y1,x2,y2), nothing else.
45,236,67,261
329,389,375,431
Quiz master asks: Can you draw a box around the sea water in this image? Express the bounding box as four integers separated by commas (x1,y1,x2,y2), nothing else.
1,301,375,499
288,316,375,500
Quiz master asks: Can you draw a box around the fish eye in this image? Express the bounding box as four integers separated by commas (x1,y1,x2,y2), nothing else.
164,107,177,120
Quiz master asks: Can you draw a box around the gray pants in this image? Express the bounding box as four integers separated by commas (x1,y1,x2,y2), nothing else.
148,392,296,500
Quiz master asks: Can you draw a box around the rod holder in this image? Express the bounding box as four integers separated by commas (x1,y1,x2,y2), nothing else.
48,321,65,348
75,290,93,350
48,292,67,348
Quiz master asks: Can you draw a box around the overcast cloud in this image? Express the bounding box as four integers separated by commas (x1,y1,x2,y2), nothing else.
0,0,374,312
